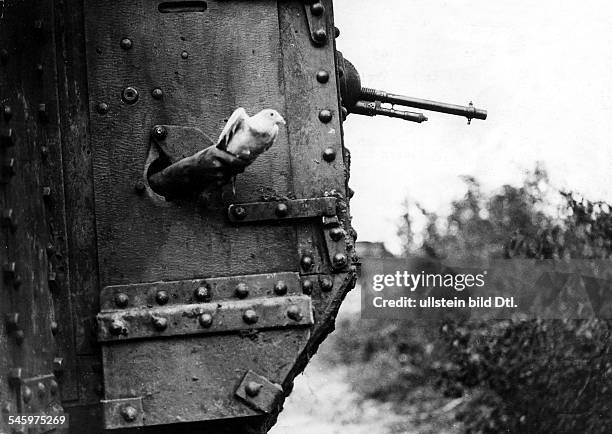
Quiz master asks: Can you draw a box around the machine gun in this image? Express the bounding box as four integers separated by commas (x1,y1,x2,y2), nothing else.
337,52,487,124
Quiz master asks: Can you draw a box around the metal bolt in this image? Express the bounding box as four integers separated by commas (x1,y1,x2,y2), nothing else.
320,277,333,292
235,282,249,299
152,316,168,331
275,203,288,218
332,253,348,269
14,330,24,345
120,38,133,50
48,271,58,291
8,368,22,387
310,2,325,15
3,262,16,282
114,292,129,308
151,125,167,140
121,86,139,104
49,379,58,396
274,280,288,295
316,70,329,83
245,381,262,397
0,128,13,147
120,405,138,422
96,102,109,115
242,309,258,325
313,28,327,44
334,26,340,38
151,88,163,100
322,147,336,162
300,255,314,271
319,109,333,123
109,320,126,336
134,180,146,195
194,284,211,302
232,206,247,220
22,386,32,403
50,321,58,335
329,227,344,241
198,313,213,328
181,51,189,59
155,290,169,305
42,186,52,199
2,158,16,179
37,382,46,398
0,48,8,64
302,279,313,295
33,19,43,34
3,106,12,121
287,305,302,321
35,63,43,75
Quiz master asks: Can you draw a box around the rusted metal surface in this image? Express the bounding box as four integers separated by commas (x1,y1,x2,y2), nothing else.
235,370,283,414
97,295,313,341
228,197,337,223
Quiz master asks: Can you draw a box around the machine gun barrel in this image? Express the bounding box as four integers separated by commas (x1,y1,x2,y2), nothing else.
352,100,428,123
360,87,487,122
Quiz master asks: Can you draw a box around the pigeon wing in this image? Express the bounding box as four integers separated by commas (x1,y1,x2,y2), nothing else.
216,107,249,151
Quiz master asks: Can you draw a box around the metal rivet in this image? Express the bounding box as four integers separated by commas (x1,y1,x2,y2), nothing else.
198,313,213,328
302,279,313,295
0,128,13,147
5,313,19,331
134,180,146,195
121,86,139,104
1,401,11,413
319,109,332,123
329,227,344,241
151,125,167,140
151,88,163,100
42,186,52,200
114,293,129,308
3,106,12,121
242,309,258,325
155,290,169,305
322,147,336,162
332,253,348,269
235,282,249,299
35,63,43,75
194,284,211,302
49,380,58,396
50,321,58,335
120,405,138,422
120,38,133,50
287,305,302,321
341,106,348,121
320,277,333,292
22,386,32,403
8,368,22,386
96,102,109,115
274,281,288,296
3,262,16,282
0,48,8,64
316,70,329,83
313,28,327,44
2,209,16,231
152,316,168,331
33,19,43,33
232,206,247,220
275,203,288,218
300,255,314,271
37,382,46,398
38,104,48,123
48,271,57,291
14,330,24,345
2,158,16,179
334,26,340,38
245,381,262,397
181,51,189,59
109,320,126,336
310,2,324,15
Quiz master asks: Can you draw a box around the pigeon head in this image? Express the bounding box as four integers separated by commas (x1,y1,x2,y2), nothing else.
259,109,286,126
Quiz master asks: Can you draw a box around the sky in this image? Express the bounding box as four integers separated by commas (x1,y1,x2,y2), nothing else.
334,0,612,255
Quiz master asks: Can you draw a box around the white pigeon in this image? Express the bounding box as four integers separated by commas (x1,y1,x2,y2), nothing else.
217,107,286,194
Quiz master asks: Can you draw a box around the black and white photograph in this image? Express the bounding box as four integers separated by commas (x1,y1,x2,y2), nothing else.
0,0,611,433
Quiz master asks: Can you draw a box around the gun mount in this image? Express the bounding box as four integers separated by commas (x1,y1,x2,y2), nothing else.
337,51,488,124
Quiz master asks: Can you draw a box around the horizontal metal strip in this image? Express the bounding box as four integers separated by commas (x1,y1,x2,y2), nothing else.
100,272,302,311
97,295,313,342
227,197,337,223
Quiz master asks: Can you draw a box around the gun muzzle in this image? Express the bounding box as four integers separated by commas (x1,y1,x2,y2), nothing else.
360,87,487,123
352,100,428,123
